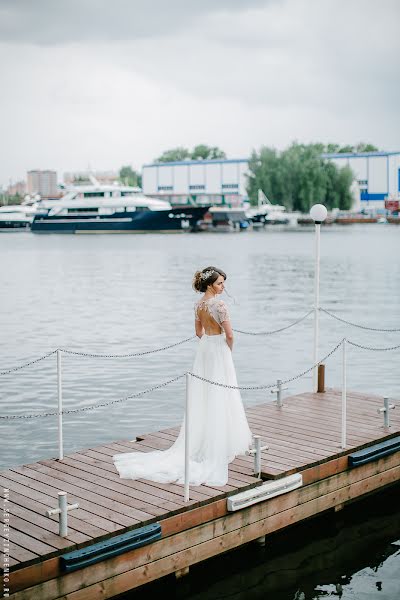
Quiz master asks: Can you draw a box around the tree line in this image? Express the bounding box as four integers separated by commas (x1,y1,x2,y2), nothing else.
246,143,356,210
146,141,381,210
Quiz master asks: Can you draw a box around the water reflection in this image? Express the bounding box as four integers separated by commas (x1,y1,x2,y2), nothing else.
121,484,400,599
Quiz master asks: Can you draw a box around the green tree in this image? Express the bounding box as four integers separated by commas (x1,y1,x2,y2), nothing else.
119,166,141,188
355,142,379,153
338,145,355,153
246,142,355,212
191,145,226,160
155,147,191,162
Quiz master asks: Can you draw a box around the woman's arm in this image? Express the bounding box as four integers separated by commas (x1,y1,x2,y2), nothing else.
221,319,234,350
195,319,204,338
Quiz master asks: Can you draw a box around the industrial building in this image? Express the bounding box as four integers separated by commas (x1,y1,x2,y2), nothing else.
142,151,400,209
142,158,248,206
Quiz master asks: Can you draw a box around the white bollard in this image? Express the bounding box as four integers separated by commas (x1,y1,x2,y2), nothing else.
184,372,190,502
57,349,63,460
341,339,347,449
46,492,79,537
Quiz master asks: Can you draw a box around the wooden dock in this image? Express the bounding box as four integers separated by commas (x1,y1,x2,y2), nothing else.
1,388,400,599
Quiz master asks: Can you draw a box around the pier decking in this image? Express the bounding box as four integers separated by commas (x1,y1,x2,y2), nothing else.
1,388,399,599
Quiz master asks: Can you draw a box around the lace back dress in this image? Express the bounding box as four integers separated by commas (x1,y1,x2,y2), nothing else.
113,297,253,486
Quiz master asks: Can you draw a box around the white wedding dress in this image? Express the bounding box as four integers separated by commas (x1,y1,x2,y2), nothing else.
113,297,253,486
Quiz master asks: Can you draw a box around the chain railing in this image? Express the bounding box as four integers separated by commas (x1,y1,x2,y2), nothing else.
0,349,58,376
319,307,400,332
0,373,186,420
2,306,398,376
233,309,314,335
1,333,399,502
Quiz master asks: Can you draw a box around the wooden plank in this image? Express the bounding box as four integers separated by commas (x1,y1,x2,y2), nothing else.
64,451,217,502
26,461,187,515
1,470,142,530
11,454,399,600
0,534,38,565
9,466,157,523
0,505,90,547
0,527,56,558
0,475,123,536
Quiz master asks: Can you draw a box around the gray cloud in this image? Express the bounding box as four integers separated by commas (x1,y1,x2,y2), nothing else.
0,0,399,186
0,0,272,44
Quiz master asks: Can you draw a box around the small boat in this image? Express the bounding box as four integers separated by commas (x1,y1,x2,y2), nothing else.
297,215,335,225
31,181,209,234
0,202,37,230
199,206,250,232
246,190,295,226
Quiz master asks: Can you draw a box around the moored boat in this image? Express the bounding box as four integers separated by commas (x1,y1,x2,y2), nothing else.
0,202,37,230
31,182,209,233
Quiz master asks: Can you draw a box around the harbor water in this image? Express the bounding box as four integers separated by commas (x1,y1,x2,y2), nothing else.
0,225,399,597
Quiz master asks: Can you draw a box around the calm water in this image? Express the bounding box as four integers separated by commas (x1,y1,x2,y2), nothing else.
121,483,400,600
0,225,399,598
0,226,399,467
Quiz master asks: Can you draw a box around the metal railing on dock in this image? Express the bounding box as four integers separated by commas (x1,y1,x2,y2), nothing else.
1,308,399,501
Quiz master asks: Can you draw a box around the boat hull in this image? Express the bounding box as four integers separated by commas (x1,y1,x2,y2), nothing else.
31,206,209,233
0,220,31,230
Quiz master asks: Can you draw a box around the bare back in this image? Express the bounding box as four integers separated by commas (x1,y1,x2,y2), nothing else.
195,297,230,336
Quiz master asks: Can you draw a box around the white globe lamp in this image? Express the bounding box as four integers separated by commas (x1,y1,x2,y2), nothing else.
310,203,328,224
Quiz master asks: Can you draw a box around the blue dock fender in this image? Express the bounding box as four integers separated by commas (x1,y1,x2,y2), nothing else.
60,523,162,573
348,436,400,468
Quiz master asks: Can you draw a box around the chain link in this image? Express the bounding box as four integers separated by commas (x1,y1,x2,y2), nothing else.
347,340,400,352
233,309,314,335
189,338,345,390
0,373,186,420
59,336,196,358
320,307,400,332
282,338,344,384
0,350,58,376
4,335,400,420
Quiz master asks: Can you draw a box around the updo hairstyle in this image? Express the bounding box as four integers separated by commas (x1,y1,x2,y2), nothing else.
192,266,227,293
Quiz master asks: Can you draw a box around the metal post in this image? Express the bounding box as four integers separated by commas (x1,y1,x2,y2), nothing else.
59,492,67,537
377,396,395,428
184,372,190,502
313,223,321,393
45,491,79,537
254,435,261,477
277,380,282,407
57,349,63,460
317,364,325,393
341,339,347,449
384,397,390,428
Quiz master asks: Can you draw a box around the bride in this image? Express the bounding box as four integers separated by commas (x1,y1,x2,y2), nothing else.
113,266,253,487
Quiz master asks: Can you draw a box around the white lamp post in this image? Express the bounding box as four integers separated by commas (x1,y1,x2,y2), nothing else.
310,203,328,392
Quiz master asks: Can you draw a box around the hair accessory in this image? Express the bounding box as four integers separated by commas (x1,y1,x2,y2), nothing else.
200,269,215,281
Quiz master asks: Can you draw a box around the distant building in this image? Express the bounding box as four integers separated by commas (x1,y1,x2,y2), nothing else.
64,171,119,186
322,151,400,208
142,152,400,208
7,180,26,197
142,159,248,206
27,170,58,198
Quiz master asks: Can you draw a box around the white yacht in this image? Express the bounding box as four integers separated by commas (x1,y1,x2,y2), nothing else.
0,200,38,230
31,179,209,234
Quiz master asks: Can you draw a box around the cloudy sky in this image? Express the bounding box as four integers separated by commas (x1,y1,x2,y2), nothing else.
0,0,399,186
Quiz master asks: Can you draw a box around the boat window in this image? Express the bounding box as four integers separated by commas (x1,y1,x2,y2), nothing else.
83,192,105,198
67,207,99,213
135,206,150,212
